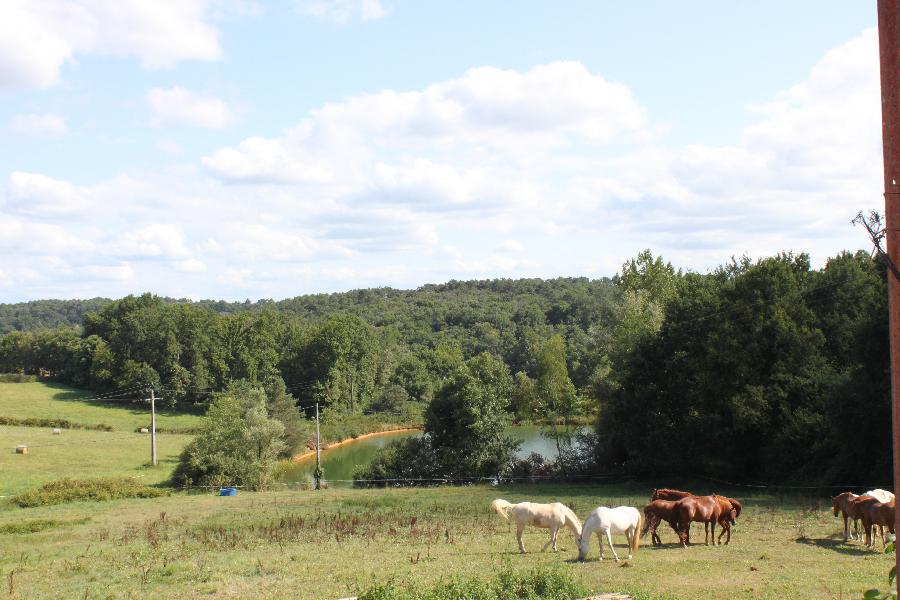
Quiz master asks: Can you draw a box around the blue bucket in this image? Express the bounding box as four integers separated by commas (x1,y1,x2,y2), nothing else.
219,487,237,496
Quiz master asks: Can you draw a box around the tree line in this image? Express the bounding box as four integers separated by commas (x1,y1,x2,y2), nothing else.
0,250,889,486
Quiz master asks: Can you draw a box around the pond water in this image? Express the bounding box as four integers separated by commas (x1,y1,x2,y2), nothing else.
278,425,580,487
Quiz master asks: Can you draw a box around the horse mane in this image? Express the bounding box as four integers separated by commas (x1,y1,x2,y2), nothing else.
490,499,514,520
728,497,743,518
556,503,583,536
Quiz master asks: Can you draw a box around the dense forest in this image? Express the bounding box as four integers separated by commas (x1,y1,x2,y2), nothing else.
0,249,889,485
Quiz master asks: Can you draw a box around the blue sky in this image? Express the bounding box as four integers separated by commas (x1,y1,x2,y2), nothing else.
0,1,883,301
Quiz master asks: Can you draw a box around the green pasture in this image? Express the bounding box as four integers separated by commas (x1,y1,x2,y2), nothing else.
0,425,192,496
0,381,204,432
0,483,891,599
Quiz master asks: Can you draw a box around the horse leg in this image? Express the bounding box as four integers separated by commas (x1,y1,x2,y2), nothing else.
626,527,634,560
552,527,560,552
842,514,850,541
605,528,620,562
704,521,710,546
597,531,605,561
541,526,556,552
711,520,717,546
516,523,527,553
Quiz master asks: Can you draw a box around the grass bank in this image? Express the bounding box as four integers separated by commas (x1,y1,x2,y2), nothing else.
0,483,888,599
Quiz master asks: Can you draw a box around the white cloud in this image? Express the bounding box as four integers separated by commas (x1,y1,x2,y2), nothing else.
203,61,648,183
111,224,190,259
5,171,92,217
148,87,233,129
297,0,388,24
9,113,67,137
83,263,136,282
0,30,884,301
0,0,222,91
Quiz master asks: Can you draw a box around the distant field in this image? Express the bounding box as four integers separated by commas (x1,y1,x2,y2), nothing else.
0,382,197,496
0,483,890,599
0,425,192,496
0,381,204,431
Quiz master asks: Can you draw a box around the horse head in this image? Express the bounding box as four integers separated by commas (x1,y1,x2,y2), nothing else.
650,488,659,500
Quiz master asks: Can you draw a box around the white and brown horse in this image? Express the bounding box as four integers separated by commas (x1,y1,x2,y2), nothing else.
491,499,582,553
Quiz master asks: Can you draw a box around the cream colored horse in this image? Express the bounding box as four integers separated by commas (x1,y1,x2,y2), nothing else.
490,499,582,553
578,506,642,562
864,489,895,504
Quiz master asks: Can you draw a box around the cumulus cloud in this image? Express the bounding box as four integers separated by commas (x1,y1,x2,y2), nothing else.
148,87,233,129
5,171,92,217
203,62,648,184
297,0,388,24
0,0,222,91
9,113,67,137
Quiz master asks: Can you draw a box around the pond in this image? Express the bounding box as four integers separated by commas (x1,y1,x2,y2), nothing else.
278,425,582,487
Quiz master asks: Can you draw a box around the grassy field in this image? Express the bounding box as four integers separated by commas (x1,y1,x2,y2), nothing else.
0,483,891,599
0,381,890,599
0,425,192,496
0,381,204,432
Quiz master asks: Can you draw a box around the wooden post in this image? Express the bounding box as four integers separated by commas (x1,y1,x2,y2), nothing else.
314,402,322,490
150,387,158,467
878,1,900,591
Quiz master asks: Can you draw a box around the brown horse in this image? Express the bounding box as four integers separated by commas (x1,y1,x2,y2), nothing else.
831,492,861,541
641,500,681,546
713,495,739,545
856,498,895,549
674,495,727,547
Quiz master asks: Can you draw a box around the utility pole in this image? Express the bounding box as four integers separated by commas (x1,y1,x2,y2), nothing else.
149,387,158,467
877,0,900,591
314,402,322,490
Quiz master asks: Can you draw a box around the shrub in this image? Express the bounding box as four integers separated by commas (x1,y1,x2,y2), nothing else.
11,478,169,508
0,372,37,383
172,383,285,490
0,416,113,431
358,567,585,600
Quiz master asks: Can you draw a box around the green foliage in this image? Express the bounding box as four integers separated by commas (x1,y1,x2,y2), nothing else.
0,416,113,431
864,542,897,599
0,372,37,383
358,567,585,600
11,477,169,507
597,251,889,484
173,382,286,490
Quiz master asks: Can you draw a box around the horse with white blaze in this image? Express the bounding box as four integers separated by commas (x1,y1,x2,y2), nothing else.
578,506,642,562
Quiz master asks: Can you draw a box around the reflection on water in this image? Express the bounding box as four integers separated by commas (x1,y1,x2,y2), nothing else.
279,425,586,487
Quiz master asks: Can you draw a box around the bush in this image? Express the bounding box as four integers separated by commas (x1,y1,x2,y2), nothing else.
0,416,113,431
172,383,285,490
0,372,37,383
11,478,169,507
358,567,585,600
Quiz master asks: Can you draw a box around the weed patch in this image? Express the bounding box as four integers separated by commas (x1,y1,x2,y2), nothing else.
358,567,586,600
11,477,170,507
0,416,114,431
0,517,89,534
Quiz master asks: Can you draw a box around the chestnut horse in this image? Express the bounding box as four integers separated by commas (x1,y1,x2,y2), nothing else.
856,497,895,549
713,495,740,545
641,500,680,546
651,488,694,501
831,492,861,541
674,494,732,547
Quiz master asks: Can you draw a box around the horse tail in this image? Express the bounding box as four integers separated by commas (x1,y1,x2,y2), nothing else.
632,511,642,554
491,499,513,520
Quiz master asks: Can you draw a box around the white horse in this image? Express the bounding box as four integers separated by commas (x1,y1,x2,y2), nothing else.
490,499,582,553
578,506,642,562
864,489,895,504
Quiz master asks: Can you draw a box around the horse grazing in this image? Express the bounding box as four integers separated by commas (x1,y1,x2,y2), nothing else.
674,494,728,547
490,499,582,554
831,492,861,541
641,500,680,546
856,498,895,549
578,506,642,562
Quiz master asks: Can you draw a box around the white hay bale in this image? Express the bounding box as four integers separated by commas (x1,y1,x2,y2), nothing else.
15,445,27,455
52,428,62,435
139,427,149,434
